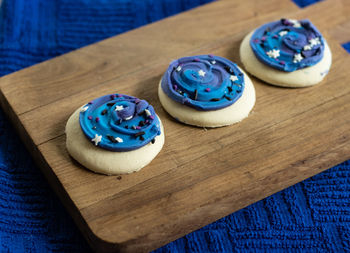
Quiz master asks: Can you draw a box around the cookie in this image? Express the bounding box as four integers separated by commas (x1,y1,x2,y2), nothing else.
158,55,255,127
240,19,332,87
65,94,164,175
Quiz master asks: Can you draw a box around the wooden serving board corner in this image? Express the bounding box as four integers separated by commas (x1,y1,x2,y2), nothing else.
0,0,350,252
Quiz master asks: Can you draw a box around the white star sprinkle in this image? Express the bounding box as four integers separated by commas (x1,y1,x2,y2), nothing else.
91,134,102,146
211,60,216,65
230,75,238,82
289,19,301,28
80,106,89,112
293,53,303,63
144,109,151,117
266,49,280,59
279,31,288,37
303,44,312,51
198,69,206,77
114,105,124,111
176,66,182,72
309,37,321,47
115,137,123,143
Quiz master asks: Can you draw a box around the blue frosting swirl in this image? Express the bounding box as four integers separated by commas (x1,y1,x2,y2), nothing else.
250,19,325,72
161,55,244,111
79,94,161,151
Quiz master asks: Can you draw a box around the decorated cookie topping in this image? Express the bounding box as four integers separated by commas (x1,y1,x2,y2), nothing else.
79,94,161,151
161,55,245,111
250,19,325,72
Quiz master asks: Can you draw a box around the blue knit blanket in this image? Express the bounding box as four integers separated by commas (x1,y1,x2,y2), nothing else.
0,0,349,252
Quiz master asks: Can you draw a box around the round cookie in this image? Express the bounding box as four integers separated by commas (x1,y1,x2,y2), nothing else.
158,55,255,127
240,18,332,87
65,94,164,175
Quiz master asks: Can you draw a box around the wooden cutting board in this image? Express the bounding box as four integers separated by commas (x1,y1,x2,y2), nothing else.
0,0,349,252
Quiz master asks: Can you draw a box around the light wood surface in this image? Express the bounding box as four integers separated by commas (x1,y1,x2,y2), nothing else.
0,0,349,252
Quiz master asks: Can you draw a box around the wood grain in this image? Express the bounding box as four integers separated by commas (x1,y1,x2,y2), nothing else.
329,20,350,45
0,0,350,252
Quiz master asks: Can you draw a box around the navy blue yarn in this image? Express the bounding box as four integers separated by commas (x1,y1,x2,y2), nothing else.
0,0,349,252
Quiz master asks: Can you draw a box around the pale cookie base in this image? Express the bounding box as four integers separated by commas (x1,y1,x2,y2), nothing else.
158,69,256,127
240,30,332,87
65,108,165,175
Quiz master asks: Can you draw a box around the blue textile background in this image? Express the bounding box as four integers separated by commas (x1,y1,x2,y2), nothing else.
0,0,349,252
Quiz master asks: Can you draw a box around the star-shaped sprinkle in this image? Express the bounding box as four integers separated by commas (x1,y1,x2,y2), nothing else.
293,53,303,63
80,106,89,112
144,109,152,117
289,19,301,28
91,134,102,146
230,75,238,82
198,70,206,77
176,66,182,72
309,37,321,47
211,60,216,65
279,31,288,37
115,105,124,111
115,137,123,143
303,44,312,51
266,49,280,59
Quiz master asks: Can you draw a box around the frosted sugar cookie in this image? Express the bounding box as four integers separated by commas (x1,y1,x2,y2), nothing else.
65,94,164,175
158,55,255,127
240,19,332,87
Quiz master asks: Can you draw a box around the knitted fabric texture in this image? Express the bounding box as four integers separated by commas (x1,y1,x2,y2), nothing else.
0,0,349,252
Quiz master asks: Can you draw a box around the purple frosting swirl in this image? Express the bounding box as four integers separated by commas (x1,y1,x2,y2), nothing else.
250,19,325,72
161,55,245,111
